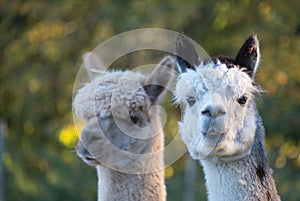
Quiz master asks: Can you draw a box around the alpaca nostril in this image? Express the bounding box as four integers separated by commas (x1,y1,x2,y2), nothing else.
202,109,211,116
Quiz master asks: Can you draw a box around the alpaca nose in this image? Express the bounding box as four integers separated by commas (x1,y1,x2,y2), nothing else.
201,105,226,118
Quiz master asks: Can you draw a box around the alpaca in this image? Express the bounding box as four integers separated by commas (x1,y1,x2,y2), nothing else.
73,52,174,201
174,34,281,201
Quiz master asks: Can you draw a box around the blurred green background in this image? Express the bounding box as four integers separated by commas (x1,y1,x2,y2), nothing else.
1,0,300,200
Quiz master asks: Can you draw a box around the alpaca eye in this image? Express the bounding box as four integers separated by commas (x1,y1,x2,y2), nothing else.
130,115,139,124
237,96,248,105
186,97,196,106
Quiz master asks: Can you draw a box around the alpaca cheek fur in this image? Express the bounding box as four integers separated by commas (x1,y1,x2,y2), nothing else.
213,103,256,160
179,107,203,159
179,103,221,159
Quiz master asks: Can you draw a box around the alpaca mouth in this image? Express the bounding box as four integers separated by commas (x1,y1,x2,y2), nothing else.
202,128,228,136
81,151,101,166
76,142,101,166
202,131,224,140
201,119,228,136
201,128,228,146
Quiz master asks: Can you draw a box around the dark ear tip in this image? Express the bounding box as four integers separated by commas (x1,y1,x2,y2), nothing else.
176,33,188,49
249,33,258,40
235,34,261,79
246,34,259,47
176,32,184,40
175,33,200,72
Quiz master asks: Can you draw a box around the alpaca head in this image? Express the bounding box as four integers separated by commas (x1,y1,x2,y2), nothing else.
175,34,262,161
74,52,174,172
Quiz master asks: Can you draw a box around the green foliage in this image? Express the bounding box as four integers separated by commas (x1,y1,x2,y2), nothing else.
1,0,300,200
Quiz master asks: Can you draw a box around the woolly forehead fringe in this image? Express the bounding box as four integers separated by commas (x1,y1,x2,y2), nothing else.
174,61,263,103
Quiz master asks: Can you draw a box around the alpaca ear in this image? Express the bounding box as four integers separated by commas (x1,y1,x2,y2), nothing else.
83,52,106,80
144,56,175,102
235,35,260,79
176,34,199,73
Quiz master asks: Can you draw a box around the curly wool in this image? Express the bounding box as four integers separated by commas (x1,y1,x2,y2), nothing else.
73,70,151,121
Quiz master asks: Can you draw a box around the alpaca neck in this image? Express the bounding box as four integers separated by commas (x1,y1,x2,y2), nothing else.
201,156,277,201
96,166,166,201
200,117,280,201
95,116,166,201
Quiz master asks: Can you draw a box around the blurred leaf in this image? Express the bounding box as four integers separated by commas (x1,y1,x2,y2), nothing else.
1,0,300,200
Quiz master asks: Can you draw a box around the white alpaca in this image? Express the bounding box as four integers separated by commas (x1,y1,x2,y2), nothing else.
73,52,174,201
175,34,280,201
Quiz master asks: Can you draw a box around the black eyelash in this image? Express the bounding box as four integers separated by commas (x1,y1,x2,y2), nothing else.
237,96,248,105
187,97,196,106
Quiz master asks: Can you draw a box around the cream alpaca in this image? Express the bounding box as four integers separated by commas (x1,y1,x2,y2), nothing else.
175,34,280,201
74,52,174,201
